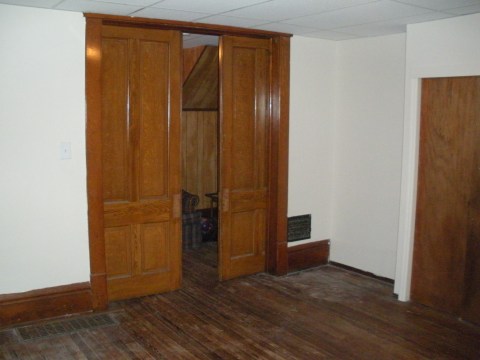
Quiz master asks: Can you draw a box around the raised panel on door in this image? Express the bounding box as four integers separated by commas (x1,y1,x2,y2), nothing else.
104,226,132,277
102,37,129,202
101,25,181,301
137,39,169,200
219,36,271,280
140,222,169,273
412,76,480,324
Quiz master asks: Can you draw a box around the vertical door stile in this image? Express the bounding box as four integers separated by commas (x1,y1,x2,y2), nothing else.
101,26,182,301
219,36,272,280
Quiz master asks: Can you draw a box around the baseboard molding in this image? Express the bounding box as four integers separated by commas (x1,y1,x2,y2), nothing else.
329,261,394,284
288,239,330,273
0,282,93,328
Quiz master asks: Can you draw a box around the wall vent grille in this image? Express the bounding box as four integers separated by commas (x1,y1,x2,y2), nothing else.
16,313,117,341
288,214,311,242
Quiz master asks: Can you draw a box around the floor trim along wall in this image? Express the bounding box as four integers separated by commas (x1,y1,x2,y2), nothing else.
287,239,330,273
329,262,394,284
0,282,93,328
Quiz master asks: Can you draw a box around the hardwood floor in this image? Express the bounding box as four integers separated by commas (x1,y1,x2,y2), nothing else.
1,243,479,359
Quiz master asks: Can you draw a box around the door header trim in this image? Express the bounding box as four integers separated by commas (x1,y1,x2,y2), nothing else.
84,13,292,38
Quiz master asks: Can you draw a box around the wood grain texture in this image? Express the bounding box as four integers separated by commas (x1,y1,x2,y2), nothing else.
2,245,479,359
183,46,205,83
181,111,218,210
267,36,290,276
219,36,271,280
0,283,92,328
85,17,108,311
84,13,292,38
183,46,218,110
100,25,182,301
461,78,480,325
137,39,169,199
412,76,480,325
86,15,291,302
101,36,129,202
287,240,329,273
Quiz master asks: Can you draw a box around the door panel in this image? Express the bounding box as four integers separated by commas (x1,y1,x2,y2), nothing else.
140,222,169,272
102,38,129,202
101,25,181,301
231,211,255,257
105,226,131,277
412,76,480,324
137,40,169,200
219,36,271,280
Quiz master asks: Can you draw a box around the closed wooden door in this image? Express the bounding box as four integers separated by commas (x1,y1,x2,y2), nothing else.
412,76,480,324
219,36,271,280
101,26,182,301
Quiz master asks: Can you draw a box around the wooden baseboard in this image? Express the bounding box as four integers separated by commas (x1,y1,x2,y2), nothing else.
0,282,93,328
329,261,394,284
288,240,330,273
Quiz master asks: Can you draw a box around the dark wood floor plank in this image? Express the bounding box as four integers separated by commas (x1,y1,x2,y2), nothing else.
304,267,480,358
219,275,423,359
274,269,477,359
1,242,479,359
168,286,329,359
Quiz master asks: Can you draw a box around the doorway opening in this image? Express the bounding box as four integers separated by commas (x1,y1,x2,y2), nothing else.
181,34,220,284
85,15,290,310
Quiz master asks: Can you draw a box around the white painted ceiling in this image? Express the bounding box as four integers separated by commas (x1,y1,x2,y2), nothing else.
2,0,480,44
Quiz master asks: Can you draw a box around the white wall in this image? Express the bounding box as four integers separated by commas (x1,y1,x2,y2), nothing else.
288,36,336,246
0,9,339,294
331,34,406,279
0,5,89,294
7,5,475,295
395,13,480,299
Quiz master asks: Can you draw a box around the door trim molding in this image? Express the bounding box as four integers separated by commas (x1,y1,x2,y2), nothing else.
394,78,422,301
85,15,291,309
84,13,290,38
86,17,108,310
268,36,290,275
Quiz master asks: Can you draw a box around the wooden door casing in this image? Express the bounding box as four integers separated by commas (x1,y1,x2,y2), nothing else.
86,14,291,310
412,76,480,324
219,36,271,280
101,25,182,301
